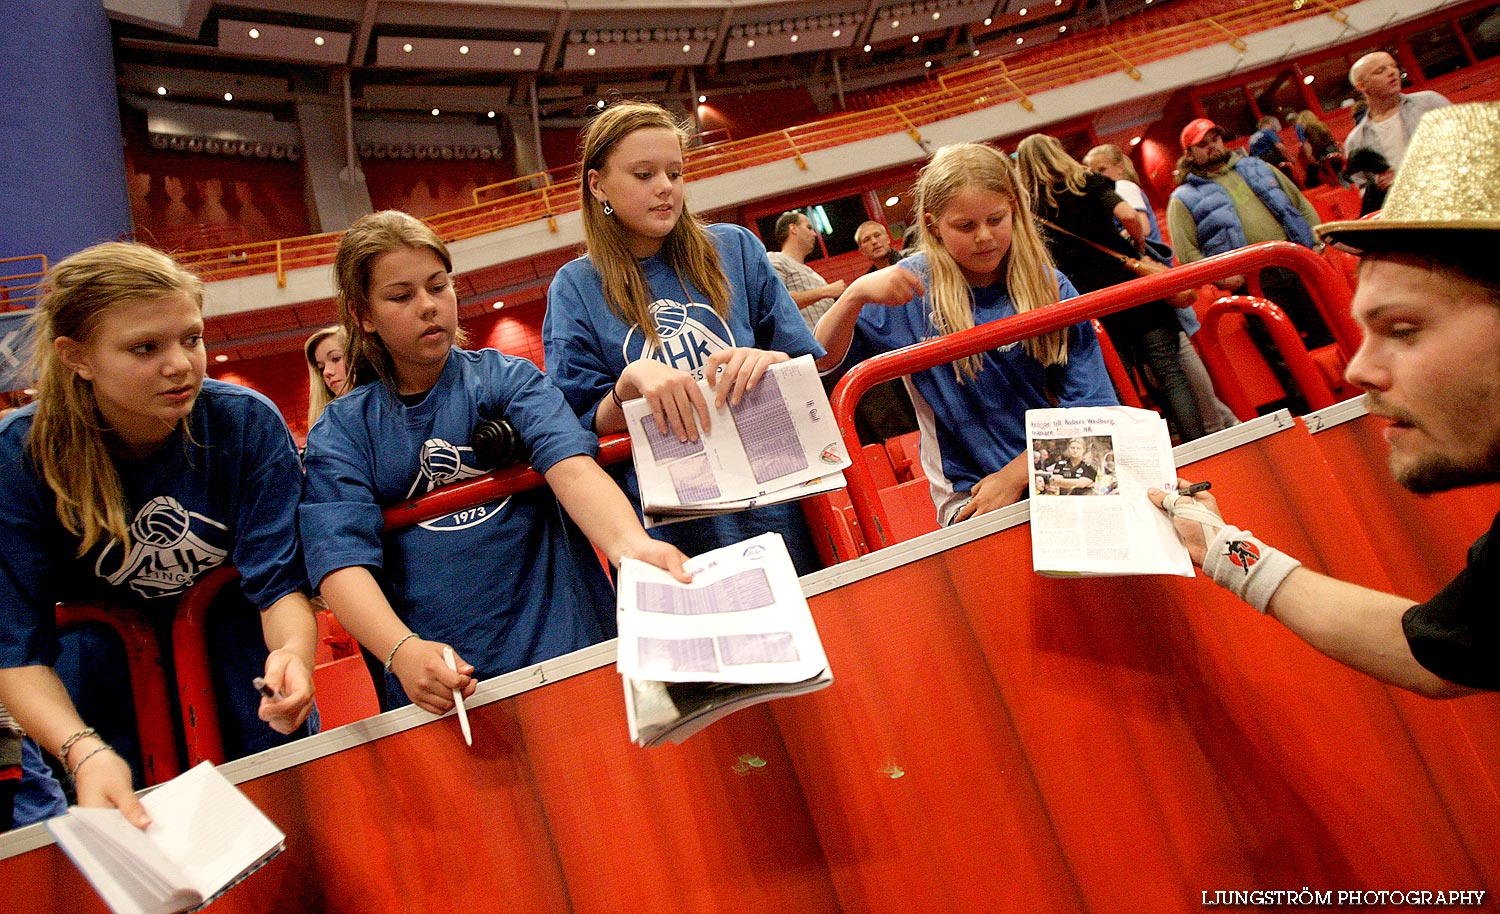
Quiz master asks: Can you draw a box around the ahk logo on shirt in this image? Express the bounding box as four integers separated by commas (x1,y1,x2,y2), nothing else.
96,496,230,598
406,437,507,531
622,298,736,380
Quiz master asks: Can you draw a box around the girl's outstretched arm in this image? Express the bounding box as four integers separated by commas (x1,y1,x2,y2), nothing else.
317,566,475,714
814,265,924,371
545,455,692,582
0,666,150,828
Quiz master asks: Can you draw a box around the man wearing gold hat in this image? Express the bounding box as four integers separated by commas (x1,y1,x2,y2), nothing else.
1151,103,1500,697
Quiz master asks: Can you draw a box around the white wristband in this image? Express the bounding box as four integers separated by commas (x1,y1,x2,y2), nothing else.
1201,525,1301,613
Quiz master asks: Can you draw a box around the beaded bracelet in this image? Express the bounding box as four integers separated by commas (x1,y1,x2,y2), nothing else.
59,727,97,762
384,632,420,674
68,743,114,781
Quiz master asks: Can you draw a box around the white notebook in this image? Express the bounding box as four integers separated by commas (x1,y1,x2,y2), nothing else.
47,761,285,914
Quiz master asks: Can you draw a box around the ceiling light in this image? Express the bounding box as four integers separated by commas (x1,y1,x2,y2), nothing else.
1059,25,1068,32
1020,8,1028,15
1129,136,1142,146
248,28,260,38
912,35,920,42
587,47,597,56
790,35,798,43
885,195,900,206
863,44,872,52
403,43,413,52
432,108,440,115
1016,37,1024,44
933,11,941,19
1304,74,1316,84
224,92,234,101
487,110,496,118
698,94,707,103
156,86,167,95
597,100,605,109
891,19,900,28
747,39,755,47
925,60,932,68
460,45,470,54
314,36,325,46
984,18,992,26
492,301,505,310
513,47,522,56
833,29,841,38
214,354,229,363
683,43,692,51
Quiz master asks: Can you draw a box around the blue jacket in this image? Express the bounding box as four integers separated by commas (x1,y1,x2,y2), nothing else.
1170,157,1316,257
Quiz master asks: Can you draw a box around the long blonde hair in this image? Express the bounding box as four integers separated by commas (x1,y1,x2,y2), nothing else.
26,242,204,554
333,210,467,390
1015,134,1092,215
1083,143,1143,186
915,143,1068,381
303,324,346,428
578,100,729,346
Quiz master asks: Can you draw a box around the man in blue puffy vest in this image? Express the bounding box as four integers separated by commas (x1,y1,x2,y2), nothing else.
1167,118,1333,353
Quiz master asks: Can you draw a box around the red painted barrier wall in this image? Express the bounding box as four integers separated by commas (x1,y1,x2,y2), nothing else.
4,412,1497,913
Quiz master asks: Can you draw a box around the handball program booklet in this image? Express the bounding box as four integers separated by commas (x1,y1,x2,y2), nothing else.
1026,406,1193,578
617,532,833,747
622,355,850,527
46,761,284,914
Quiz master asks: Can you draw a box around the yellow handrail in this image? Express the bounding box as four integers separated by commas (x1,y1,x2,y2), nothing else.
161,0,1360,285
0,254,48,310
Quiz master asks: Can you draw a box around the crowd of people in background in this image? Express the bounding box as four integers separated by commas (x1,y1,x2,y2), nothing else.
1,43,1476,834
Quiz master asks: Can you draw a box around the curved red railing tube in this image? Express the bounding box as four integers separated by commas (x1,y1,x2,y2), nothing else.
55,602,181,786
171,565,241,766
1194,295,1338,421
828,241,1355,550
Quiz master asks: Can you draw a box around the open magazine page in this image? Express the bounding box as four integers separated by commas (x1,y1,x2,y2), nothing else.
1026,406,1193,577
623,355,850,518
617,532,833,746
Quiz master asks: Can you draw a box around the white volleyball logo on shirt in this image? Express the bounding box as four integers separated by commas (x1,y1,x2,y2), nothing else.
408,437,505,531
621,298,737,381
97,496,229,598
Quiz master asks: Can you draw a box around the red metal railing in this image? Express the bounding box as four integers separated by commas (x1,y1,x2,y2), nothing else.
828,242,1357,550
54,603,180,786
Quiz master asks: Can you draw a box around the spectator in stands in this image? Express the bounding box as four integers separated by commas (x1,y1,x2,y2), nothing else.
1291,110,1344,189
303,325,347,432
1247,116,1293,177
543,100,825,575
1017,133,1206,443
856,220,902,272
815,143,1118,525
301,210,688,715
1167,118,1335,360
1084,143,1238,434
767,210,845,331
0,242,318,829
1343,50,1450,214
1152,103,1499,696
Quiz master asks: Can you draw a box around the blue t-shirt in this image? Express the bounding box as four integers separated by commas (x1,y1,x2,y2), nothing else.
832,254,1119,524
299,348,616,689
543,222,827,573
0,379,311,756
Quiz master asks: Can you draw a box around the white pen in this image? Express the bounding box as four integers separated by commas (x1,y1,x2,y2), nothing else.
442,646,472,746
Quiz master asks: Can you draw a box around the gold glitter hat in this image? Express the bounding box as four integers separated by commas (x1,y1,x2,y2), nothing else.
1317,102,1500,251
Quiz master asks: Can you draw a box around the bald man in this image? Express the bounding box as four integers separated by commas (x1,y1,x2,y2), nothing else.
1343,51,1449,210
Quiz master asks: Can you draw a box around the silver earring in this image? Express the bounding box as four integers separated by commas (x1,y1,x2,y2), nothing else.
602,201,614,216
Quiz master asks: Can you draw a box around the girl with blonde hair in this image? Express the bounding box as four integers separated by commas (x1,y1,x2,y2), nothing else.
0,242,317,827
816,142,1118,525
303,324,348,431
301,210,689,714
1017,133,1207,443
544,100,825,573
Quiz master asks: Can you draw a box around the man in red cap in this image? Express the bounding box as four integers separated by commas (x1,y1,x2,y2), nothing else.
1166,117,1332,363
